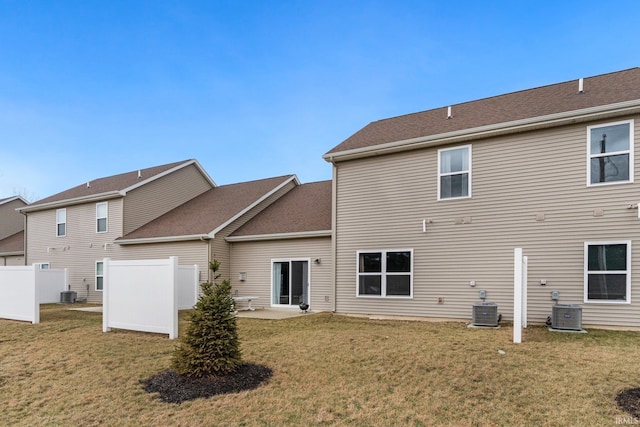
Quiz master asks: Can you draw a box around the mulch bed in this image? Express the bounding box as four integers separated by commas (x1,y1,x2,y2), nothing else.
616,388,640,418
142,363,273,404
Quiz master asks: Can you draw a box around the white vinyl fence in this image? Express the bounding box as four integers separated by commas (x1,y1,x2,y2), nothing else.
177,264,199,310
0,265,68,324
102,257,199,339
39,268,70,304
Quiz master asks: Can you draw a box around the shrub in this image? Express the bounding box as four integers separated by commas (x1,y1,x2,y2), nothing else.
172,260,241,377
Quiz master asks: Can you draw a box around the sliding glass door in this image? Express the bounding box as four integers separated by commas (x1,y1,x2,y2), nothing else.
272,260,309,306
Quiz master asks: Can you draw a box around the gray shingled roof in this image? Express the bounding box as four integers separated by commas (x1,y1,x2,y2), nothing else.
29,159,195,206
119,175,297,240
326,68,640,156
230,180,332,237
0,230,24,254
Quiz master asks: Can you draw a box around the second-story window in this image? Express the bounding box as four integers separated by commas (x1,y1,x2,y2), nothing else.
96,202,108,233
438,145,471,200
588,120,633,186
56,208,66,237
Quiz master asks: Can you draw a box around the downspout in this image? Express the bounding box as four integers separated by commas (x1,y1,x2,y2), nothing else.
331,162,338,313
21,211,28,266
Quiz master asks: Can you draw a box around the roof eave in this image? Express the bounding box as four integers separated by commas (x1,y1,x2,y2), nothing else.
18,191,124,213
0,251,24,257
115,234,211,245
323,100,640,163
0,196,28,206
226,230,332,242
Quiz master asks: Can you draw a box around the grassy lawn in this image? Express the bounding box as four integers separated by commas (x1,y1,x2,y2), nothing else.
1,304,639,426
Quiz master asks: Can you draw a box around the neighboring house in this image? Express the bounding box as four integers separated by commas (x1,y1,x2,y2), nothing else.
323,68,640,328
227,180,333,311
18,160,216,302
0,196,28,265
113,174,300,297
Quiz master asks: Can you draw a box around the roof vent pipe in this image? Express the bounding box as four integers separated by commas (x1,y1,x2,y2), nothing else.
86,181,90,188
447,106,452,119
578,78,584,94
137,170,142,179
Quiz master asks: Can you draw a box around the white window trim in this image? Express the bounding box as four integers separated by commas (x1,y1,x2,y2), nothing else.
586,119,634,187
584,240,631,304
96,261,104,292
437,144,472,201
96,202,108,233
56,208,66,237
356,249,413,299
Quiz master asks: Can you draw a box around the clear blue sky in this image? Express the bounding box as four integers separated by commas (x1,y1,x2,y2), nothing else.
1,1,638,201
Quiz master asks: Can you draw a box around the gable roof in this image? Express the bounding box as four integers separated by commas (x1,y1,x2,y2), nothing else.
0,230,24,256
0,196,28,206
325,68,640,161
20,159,215,212
227,180,332,241
116,175,298,244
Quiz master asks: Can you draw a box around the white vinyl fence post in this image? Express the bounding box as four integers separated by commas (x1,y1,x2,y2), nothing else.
32,264,40,324
522,256,528,329
513,248,523,344
102,258,111,333
169,256,178,339
193,264,199,307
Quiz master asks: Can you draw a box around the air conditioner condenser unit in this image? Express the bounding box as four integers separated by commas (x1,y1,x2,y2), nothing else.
551,304,582,331
472,302,499,327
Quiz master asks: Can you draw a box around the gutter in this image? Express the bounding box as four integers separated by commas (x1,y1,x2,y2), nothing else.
115,234,211,245
323,100,640,163
331,166,337,313
225,230,331,242
0,251,24,257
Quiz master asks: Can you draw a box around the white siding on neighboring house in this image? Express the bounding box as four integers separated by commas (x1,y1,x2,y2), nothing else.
230,237,332,311
333,115,640,327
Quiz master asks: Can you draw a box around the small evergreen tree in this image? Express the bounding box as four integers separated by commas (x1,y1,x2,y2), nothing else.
172,260,241,377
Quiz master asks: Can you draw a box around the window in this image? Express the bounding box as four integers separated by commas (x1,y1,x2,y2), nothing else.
588,120,633,186
96,261,104,291
96,202,108,233
357,250,412,297
39,263,50,270
584,241,631,303
56,209,66,237
438,145,471,200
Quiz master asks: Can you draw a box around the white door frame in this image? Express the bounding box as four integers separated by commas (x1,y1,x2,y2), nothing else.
270,258,311,308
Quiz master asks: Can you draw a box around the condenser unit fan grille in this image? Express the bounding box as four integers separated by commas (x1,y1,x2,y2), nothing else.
551,304,582,330
472,302,498,326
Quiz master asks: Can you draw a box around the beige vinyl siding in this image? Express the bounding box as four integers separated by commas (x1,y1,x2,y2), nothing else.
334,115,640,327
123,164,212,234
209,180,297,282
0,199,26,240
26,198,125,303
1,255,24,266
230,237,332,311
